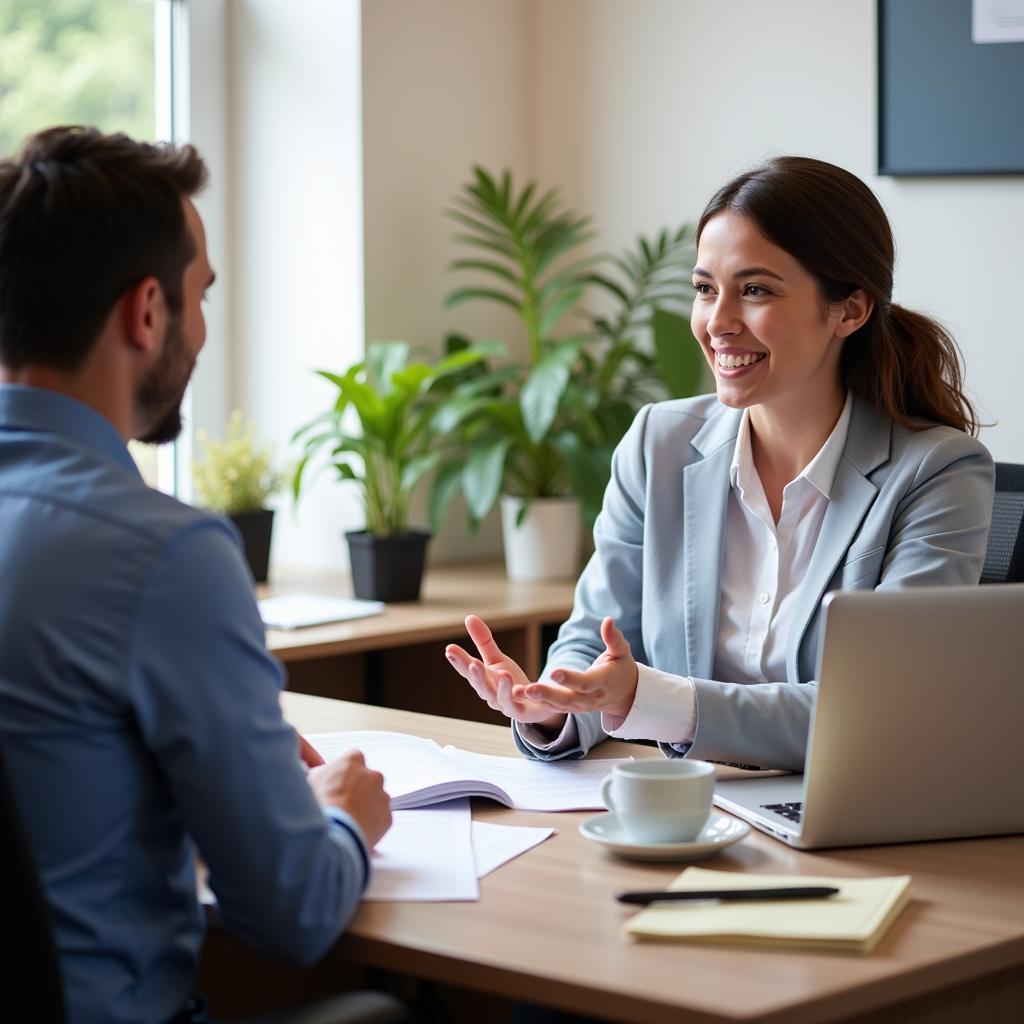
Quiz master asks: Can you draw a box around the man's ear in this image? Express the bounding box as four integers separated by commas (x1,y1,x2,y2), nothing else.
833,289,874,339
122,276,166,354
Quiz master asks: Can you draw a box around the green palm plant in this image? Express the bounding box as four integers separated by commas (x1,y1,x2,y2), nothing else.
588,223,701,395
446,166,596,364
430,168,596,530
430,166,706,533
564,226,704,519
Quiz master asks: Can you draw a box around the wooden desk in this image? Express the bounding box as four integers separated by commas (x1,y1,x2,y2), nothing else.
262,563,575,723
276,692,1024,1024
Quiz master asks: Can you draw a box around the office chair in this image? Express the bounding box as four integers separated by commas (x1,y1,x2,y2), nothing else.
0,741,66,1022
0,742,410,1024
980,462,1024,584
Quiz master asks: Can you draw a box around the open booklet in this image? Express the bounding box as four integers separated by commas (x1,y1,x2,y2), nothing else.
308,730,630,811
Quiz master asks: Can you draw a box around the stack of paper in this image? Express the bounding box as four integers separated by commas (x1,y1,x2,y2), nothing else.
364,799,554,902
308,730,628,902
624,868,912,954
199,803,554,907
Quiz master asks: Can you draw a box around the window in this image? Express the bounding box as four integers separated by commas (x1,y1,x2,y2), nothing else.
0,0,179,488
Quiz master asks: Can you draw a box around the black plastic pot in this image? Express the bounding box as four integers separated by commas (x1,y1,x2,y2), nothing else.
229,508,274,583
345,529,431,602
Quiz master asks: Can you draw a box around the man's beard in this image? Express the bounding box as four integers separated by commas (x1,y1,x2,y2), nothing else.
135,314,195,445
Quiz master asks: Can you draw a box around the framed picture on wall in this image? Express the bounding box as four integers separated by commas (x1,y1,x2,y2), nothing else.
877,0,1024,176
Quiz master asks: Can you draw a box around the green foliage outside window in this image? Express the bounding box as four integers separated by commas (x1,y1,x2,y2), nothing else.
0,0,155,156
0,0,159,482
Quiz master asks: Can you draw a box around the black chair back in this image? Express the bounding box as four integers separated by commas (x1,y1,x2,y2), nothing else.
981,463,1024,584
0,740,66,1023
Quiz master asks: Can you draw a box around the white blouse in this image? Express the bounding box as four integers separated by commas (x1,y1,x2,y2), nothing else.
524,392,853,750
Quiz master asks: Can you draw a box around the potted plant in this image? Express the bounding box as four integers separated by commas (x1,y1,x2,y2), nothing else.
427,329,586,582
429,167,703,581
292,339,495,602
567,224,706,524
193,410,285,583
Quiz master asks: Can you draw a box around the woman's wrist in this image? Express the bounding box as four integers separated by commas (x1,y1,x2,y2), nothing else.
529,712,569,740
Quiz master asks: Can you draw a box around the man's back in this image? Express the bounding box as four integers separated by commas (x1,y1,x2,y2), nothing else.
0,386,370,1024
0,385,211,1020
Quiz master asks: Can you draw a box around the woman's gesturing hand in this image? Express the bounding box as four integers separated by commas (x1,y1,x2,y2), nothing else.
445,614,640,729
445,615,566,729
519,616,639,722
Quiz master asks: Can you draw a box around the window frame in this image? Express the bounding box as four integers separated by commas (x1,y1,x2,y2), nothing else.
158,0,231,502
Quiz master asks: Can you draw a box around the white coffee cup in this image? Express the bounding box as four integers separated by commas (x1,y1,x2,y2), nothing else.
600,759,715,843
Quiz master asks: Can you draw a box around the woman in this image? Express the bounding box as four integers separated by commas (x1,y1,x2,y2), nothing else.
444,157,994,772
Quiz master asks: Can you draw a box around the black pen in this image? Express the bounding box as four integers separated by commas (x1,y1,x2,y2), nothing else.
616,886,840,906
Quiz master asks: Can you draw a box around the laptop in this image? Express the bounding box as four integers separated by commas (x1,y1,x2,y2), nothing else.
714,583,1024,849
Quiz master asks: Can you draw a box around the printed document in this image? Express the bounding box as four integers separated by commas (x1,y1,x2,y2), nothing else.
365,799,477,902
365,805,556,902
308,730,629,811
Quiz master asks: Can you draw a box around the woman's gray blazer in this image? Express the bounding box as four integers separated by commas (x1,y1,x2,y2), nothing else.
516,393,994,771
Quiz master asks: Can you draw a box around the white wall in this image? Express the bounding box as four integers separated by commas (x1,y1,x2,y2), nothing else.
224,0,1023,575
531,0,1024,458
229,0,365,571
361,0,534,562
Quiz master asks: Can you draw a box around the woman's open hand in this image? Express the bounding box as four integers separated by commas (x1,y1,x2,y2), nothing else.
446,614,640,729
445,615,565,728
519,616,639,722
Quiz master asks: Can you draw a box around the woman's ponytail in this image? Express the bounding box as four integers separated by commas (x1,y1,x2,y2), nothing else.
841,304,978,435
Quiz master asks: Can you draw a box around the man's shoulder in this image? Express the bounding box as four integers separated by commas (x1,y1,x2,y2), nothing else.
2,435,239,574
60,458,233,557
124,478,228,541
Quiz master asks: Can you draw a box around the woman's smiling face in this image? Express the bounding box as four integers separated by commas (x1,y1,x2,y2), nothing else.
691,210,848,416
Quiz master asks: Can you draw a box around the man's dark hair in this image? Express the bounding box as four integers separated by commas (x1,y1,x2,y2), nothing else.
0,126,207,371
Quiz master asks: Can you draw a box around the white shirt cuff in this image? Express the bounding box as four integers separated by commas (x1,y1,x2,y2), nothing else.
602,664,697,743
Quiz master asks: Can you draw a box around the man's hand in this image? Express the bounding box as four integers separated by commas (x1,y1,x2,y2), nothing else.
296,730,325,769
307,750,392,848
445,614,567,731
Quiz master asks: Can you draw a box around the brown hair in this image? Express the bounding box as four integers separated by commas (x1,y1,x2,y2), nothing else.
0,125,207,371
696,156,978,435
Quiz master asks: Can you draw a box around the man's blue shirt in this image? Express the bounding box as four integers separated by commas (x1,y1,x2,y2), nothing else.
0,385,369,1024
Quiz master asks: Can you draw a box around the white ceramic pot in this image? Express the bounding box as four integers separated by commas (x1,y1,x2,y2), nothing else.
500,495,582,582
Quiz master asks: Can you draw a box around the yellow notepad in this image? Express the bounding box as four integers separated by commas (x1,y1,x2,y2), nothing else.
624,868,911,954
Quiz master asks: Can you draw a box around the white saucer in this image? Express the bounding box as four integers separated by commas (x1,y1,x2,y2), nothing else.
579,812,750,862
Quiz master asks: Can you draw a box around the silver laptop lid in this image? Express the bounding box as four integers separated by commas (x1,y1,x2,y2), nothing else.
799,583,1024,848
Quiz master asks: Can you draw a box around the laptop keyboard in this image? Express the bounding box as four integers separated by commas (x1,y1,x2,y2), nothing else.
761,801,803,823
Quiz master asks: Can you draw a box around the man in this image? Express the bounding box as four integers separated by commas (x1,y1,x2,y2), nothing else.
0,126,392,1024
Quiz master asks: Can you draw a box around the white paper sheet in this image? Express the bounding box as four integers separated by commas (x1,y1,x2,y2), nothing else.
199,813,555,907
471,820,554,877
365,799,478,902
442,746,626,811
258,593,384,629
973,0,1024,43
308,730,630,811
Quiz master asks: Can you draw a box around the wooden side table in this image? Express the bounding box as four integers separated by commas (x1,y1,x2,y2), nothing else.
261,562,575,723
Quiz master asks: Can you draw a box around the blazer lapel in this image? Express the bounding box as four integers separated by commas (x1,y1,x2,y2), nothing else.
682,409,740,680
786,396,892,681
